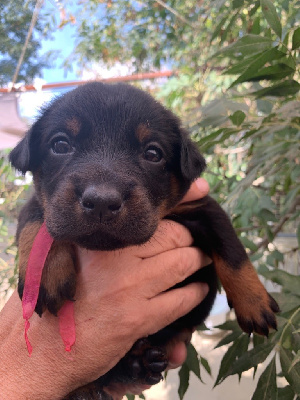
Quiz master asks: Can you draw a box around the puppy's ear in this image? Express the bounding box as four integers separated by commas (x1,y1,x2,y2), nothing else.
180,131,206,181
9,133,30,173
9,128,33,173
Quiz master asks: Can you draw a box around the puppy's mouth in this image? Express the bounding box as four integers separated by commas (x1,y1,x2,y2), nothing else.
47,220,156,251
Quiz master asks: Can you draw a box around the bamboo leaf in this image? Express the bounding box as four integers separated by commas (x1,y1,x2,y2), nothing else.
215,319,241,331
214,334,250,386
261,0,282,38
215,330,242,348
252,356,278,400
229,47,285,87
221,341,275,382
245,64,295,82
213,34,273,58
185,343,201,380
280,347,300,395
250,80,300,98
178,364,190,400
200,356,212,376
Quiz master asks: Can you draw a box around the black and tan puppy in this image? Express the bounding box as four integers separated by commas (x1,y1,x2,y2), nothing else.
10,82,279,399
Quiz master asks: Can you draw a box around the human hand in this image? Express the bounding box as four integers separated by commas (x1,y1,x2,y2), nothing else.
0,178,210,400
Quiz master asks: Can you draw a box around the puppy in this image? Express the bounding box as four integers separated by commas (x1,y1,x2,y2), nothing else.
10,82,279,399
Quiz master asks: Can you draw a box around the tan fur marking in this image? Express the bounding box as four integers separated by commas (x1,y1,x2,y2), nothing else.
136,123,151,142
171,199,206,215
66,117,81,136
213,256,274,329
18,221,43,281
41,242,76,298
158,199,170,219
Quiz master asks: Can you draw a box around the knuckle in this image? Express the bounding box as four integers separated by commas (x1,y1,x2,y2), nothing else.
176,250,192,280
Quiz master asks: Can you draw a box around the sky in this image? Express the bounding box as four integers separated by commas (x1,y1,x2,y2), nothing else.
19,3,78,120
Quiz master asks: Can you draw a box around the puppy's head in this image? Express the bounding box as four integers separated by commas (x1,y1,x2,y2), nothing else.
10,83,205,250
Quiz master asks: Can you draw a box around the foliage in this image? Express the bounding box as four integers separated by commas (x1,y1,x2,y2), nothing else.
0,152,30,300
0,0,57,86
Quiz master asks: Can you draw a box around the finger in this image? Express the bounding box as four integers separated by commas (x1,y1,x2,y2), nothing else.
179,178,209,204
141,247,207,297
145,282,209,335
134,220,193,258
167,341,188,369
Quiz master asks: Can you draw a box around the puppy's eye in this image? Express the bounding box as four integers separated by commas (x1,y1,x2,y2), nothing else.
51,139,73,154
144,146,163,163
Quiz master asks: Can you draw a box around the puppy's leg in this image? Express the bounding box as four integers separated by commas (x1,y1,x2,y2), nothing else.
171,196,279,336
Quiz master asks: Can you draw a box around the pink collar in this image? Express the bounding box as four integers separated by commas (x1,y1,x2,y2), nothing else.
22,222,75,355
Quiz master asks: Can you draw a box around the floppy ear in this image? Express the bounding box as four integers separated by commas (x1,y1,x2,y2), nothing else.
9,124,40,174
180,132,206,181
9,130,31,173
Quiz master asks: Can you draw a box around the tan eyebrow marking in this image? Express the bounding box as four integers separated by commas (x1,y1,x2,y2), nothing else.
136,123,151,142
66,117,81,136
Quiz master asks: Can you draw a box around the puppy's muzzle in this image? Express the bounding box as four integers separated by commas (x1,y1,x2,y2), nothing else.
80,185,123,222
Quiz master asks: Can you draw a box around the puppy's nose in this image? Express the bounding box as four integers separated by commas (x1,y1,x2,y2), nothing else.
81,186,123,221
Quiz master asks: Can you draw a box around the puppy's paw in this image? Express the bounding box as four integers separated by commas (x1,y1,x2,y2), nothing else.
228,290,279,337
33,242,77,316
126,338,168,385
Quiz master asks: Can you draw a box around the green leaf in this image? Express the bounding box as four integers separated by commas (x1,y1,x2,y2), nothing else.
185,343,201,380
272,291,300,314
215,330,242,348
224,54,262,75
211,14,229,42
292,27,300,50
230,110,246,126
220,341,275,383
126,395,135,400
278,385,295,400
213,34,273,58
261,0,282,38
257,268,300,295
290,350,300,371
252,356,278,400
240,236,258,252
215,319,241,331
297,224,300,247
280,347,300,396
214,334,250,386
196,322,209,331
246,64,295,82
200,356,212,376
250,80,300,98
178,364,190,400
229,47,286,87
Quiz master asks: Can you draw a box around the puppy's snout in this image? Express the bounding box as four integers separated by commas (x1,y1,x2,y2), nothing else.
80,185,123,221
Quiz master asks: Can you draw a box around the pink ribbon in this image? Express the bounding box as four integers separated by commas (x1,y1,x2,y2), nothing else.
22,222,75,354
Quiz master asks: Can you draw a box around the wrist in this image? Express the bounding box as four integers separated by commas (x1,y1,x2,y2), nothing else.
0,292,80,399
